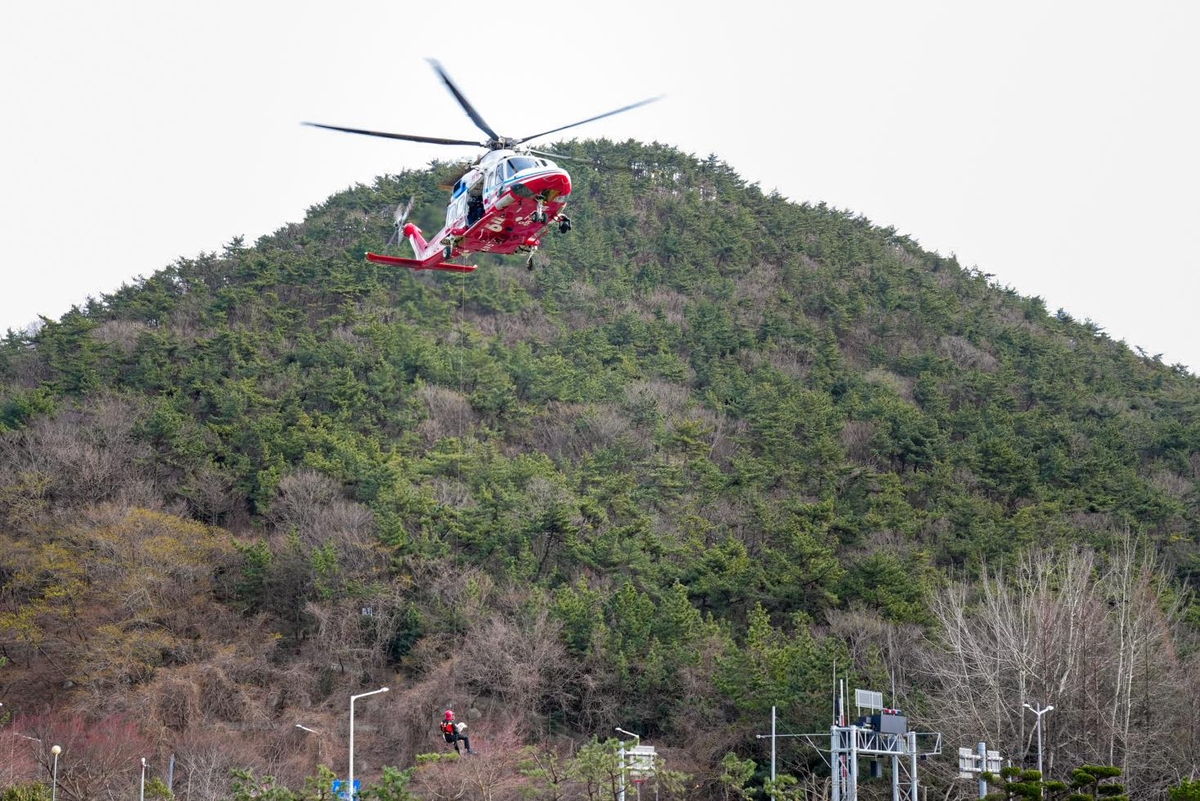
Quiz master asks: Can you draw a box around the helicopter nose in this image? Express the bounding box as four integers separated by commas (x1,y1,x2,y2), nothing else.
527,169,571,198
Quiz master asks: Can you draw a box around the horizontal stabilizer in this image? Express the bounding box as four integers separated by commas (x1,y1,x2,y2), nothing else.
366,252,477,273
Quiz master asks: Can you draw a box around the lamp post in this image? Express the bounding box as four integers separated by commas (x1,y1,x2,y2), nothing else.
296,724,325,764
1023,703,1054,785
8,732,41,787
50,744,61,801
140,757,147,801
615,727,640,801
348,687,388,799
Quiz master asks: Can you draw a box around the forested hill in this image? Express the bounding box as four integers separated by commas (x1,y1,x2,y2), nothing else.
2,139,1199,799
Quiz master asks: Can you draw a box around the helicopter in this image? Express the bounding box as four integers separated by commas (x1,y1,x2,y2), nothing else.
305,60,659,272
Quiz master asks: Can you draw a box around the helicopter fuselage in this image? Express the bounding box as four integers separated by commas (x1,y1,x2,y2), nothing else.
367,149,571,273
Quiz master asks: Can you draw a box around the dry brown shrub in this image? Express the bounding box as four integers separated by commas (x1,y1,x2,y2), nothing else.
527,402,588,462
578,407,635,451
181,461,244,526
671,632,742,766
1147,466,1191,500
92,319,150,352
937,334,998,372
765,342,811,380
468,302,558,349
840,419,878,465
825,606,924,704
645,287,687,325
457,605,575,726
0,394,159,506
375,659,468,766
266,469,382,576
534,404,645,465
429,476,476,509
330,325,366,347
734,262,779,308
2,333,53,388
414,383,476,445
307,585,423,677
17,711,154,801
198,665,250,723
863,367,913,401
150,675,202,732
258,724,321,790
626,379,690,418
268,470,340,534
411,560,497,623
0,468,52,535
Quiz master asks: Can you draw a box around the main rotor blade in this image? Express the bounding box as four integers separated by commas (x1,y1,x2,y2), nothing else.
528,148,639,174
513,96,663,146
526,148,588,163
427,58,501,143
302,122,483,147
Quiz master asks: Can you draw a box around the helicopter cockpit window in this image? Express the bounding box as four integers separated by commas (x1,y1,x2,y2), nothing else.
506,156,542,174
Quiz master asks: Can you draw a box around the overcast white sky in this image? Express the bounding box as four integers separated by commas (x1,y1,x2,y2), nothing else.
2,1,1197,370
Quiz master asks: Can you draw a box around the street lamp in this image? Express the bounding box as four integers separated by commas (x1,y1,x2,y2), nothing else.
296,724,325,764
615,728,640,801
1023,703,1054,783
50,745,61,801
349,687,388,798
140,757,148,801
7,732,41,787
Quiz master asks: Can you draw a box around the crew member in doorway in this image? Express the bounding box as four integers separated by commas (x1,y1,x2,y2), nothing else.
441,709,474,754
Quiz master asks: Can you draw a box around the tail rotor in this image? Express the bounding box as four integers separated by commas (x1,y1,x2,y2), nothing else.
387,197,416,245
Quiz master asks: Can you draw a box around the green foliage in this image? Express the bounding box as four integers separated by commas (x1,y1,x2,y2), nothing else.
226,766,348,801
719,752,757,801
228,769,301,800
0,784,51,801
1061,764,1127,801
359,766,418,801
1170,778,1200,801
984,766,1044,799
144,777,175,800
985,763,1128,801
837,549,934,623
0,387,56,432
715,604,852,731
568,738,621,800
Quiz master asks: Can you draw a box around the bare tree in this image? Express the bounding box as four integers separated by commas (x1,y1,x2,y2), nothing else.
457,602,575,730
920,539,1191,796
21,712,155,801
180,461,243,526
171,728,240,801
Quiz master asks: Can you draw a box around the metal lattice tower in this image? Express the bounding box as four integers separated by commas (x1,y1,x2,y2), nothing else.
768,684,941,801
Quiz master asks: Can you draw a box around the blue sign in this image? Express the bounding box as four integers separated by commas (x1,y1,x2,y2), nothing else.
332,779,360,800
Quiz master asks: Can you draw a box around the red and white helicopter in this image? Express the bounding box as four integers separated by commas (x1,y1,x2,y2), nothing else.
305,60,659,272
